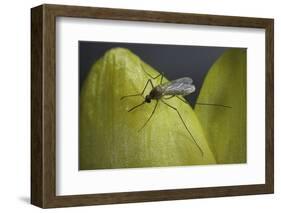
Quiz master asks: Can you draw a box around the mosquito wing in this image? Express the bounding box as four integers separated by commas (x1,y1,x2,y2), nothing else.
160,77,195,96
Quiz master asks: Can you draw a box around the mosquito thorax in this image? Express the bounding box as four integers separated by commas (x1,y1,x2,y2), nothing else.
149,87,163,100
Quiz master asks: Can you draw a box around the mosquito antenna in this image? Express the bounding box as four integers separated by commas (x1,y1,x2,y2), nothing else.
138,101,159,132
128,101,146,112
161,100,204,156
196,102,232,108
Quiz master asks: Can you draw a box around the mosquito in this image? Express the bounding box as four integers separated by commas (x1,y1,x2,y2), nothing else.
120,64,231,156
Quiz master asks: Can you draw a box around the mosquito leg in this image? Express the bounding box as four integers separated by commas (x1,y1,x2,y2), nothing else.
160,72,164,84
140,63,162,80
175,96,189,104
175,96,231,109
196,102,232,108
161,100,204,156
138,100,159,132
141,64,166,86
163,95,175,100
122,64,164,100
166,96,191,106
120,79,154,100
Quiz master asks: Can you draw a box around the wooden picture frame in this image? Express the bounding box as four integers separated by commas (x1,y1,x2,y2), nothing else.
31,4,274,208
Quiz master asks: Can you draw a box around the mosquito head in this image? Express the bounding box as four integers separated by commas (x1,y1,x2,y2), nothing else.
145,95,152,103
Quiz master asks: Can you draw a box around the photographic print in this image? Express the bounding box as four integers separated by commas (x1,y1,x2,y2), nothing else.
79,42,247,170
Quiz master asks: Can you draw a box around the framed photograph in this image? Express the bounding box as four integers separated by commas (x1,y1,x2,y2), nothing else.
31,4,274,208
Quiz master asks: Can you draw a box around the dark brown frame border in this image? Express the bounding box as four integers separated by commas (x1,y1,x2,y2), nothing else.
31,4,274,208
